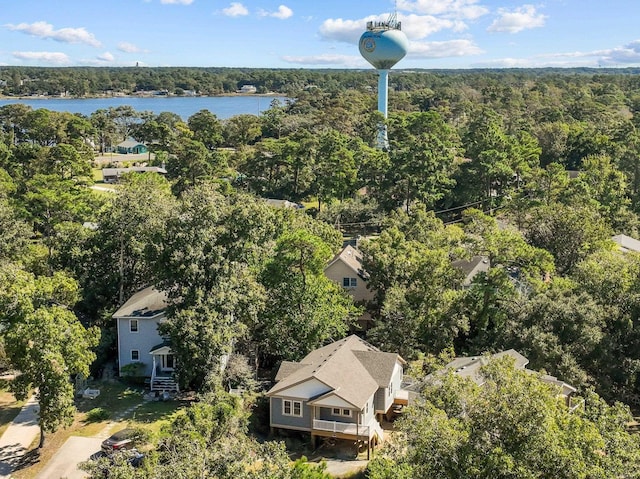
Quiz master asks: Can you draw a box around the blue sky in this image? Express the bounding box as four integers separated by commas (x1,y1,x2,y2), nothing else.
1,0,640,69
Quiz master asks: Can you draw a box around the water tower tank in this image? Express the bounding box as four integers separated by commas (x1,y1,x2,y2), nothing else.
359,15,408,149
359,23,408,69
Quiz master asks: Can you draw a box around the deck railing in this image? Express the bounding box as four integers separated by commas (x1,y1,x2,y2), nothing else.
313,419,371,438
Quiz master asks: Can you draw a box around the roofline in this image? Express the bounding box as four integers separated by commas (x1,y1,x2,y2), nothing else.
266,375,333,397
325,256,361,277
307,390,361,409
113,311,165,320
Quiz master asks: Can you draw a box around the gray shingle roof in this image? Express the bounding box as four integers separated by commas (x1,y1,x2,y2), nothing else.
438,349,529,385
267,335,403,409
452,255,490,285
612,234,640,253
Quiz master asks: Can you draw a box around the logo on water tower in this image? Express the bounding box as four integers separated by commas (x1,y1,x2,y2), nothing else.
362,37,376,52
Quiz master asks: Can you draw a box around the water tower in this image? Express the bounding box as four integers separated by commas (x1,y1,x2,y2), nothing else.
359,12,408,149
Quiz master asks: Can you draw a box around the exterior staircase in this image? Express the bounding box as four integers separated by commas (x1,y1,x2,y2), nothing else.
151,376,179,392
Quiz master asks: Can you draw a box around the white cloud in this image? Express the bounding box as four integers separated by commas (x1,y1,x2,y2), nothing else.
281,53,365,67
160,0,194,4
598,40,640,65
117,42,147,53
543,40,640,66
398,0,489,20
97,52,115,62
402,14,464,39
6,21,101,47
319,17,371,44
488,5,546,34
222,2,249,17
319,13,469,44
408,39,483,58
258,5,293,20
472,56,596,68
12,51,71,65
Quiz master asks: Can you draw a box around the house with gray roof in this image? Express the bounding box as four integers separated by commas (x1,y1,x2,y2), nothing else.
113,286,178,392
266,335,408,456
116,139,148,154
424,349,577,407
612,234,640,253
451,255,490,287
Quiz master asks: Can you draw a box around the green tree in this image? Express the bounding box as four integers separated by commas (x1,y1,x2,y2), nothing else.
2,270,100,447
223,114,262,147
525,203,612,274
370,357,640,478
81,393,331,479
385,111,461,212
258,230,358,361
312,129,358,210
89,173,177,309
188,109,224,150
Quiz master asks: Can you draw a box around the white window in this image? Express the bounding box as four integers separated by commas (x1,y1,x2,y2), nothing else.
331,407,352,417
342,277,357,288
283,399,302,417
131,350,139,361
129,319,138,333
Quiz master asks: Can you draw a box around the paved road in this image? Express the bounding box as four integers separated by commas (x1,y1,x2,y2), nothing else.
0,395,39,479
35,436,102,479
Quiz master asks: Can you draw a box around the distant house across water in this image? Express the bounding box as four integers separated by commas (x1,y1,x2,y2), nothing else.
237,84,257,94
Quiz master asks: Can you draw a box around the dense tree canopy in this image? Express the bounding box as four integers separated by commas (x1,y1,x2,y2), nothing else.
3,66,640,474
368,357,640,479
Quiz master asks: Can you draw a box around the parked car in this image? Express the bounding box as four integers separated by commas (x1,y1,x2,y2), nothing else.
101,428,138,455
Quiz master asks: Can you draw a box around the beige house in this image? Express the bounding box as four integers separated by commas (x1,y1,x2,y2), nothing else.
267,335,408,458
324,245,374,303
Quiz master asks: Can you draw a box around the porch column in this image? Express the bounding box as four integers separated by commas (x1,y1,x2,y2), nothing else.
151,355,157,383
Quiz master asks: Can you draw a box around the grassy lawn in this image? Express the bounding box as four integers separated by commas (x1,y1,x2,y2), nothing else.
11,380,189,479
0,379,25,438
91,167,103,182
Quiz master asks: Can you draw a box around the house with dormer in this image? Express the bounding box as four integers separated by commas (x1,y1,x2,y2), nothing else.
266,335,408,457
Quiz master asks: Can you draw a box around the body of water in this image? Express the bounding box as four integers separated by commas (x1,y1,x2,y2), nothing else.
0,95,289,120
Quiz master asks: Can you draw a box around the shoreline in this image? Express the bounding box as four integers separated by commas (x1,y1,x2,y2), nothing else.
0,92,285,101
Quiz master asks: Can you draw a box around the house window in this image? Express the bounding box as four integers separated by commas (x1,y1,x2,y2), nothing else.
131,350,139,361
283,399,302,417
331,408,352,417
342,277,357,288
130,319,138,333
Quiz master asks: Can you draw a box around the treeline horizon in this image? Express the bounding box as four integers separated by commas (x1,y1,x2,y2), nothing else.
2,65,640,98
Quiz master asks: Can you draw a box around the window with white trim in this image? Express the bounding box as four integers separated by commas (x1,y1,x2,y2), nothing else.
129,319,138,333
282,399,302,417
331,407,352,417
131,350,139,361
342,277,357,288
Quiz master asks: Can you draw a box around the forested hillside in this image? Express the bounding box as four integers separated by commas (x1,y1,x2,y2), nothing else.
2,67,640,476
